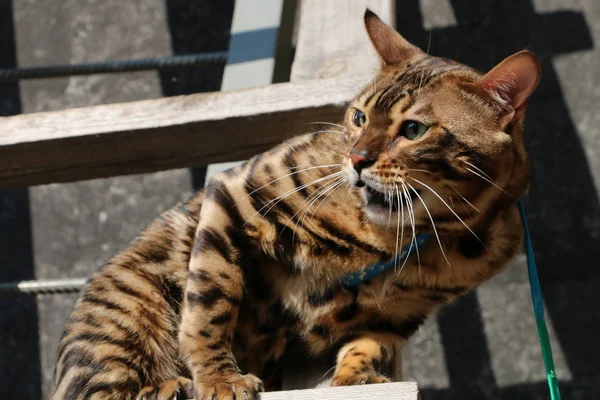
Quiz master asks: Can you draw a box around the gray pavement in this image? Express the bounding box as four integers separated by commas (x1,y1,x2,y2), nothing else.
0,1,598,399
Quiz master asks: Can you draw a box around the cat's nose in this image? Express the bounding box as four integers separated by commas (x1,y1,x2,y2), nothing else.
348,150,375,174
349,151,366,167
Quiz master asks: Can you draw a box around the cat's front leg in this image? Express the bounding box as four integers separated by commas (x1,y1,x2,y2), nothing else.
331,333,402,386
179,199,263,399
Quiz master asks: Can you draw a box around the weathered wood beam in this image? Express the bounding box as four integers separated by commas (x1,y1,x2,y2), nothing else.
0,77,357,188
260,382,419,400
0,0,395,190
291,0,394,83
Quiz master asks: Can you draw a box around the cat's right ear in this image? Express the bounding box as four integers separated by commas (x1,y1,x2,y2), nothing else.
474,50,541,129
364,9,422,65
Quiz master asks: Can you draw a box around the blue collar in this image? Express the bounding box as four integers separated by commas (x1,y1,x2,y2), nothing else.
340,233,433,288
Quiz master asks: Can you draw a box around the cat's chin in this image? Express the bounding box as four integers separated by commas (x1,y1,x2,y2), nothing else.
360,183,420,227
363,204,405,227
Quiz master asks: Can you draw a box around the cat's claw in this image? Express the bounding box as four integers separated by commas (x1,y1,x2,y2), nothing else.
136,376,194,400
331,372,391,387
194,373,264,400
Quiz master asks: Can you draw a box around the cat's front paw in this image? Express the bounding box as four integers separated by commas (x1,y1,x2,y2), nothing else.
136,376,193,400
331,372,391,386
194,373,264,400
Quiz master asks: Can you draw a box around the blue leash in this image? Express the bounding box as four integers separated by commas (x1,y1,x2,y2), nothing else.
518,200,562,400
341,233,433,288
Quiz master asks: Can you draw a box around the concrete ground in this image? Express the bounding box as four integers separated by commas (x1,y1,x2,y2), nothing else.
0,0,598,399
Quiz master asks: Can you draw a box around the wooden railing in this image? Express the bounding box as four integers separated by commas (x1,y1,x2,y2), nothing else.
0,0,418,397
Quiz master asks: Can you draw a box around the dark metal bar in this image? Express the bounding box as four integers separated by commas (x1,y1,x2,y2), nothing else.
0,52,228,82
0,278,88,295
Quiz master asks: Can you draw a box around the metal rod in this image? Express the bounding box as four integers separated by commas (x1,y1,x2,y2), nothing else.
0,278,88,295
0,52,228,82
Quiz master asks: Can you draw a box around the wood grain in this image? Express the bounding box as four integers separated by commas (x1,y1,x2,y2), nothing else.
291,0,394,83
0,77,359,188
260,382,419,400
0,0,394,190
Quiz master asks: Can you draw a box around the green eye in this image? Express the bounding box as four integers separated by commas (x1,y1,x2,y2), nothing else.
400,120,428,140
352,110,367,127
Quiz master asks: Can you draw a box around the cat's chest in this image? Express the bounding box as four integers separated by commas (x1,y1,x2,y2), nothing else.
273,247,478,334
275,267,439,328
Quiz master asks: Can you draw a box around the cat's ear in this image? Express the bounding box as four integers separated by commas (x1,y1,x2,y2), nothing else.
475,50,541,128
364,9,422,65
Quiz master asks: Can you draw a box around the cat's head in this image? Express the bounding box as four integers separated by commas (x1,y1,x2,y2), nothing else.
343,10,540,232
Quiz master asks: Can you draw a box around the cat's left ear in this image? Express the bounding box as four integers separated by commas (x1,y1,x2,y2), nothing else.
364,9,422,65
475,50,541,129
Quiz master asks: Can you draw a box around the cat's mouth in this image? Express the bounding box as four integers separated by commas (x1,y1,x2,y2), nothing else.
364,184,420,212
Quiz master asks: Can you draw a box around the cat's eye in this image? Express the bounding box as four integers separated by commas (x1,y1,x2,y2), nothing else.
400,120,428,140
352,110,367,127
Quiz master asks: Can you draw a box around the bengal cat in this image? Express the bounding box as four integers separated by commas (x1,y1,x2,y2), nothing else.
51,10,541,400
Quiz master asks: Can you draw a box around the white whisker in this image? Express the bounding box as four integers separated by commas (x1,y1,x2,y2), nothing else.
296,177,346,234
409,177,481,242
288,178,345,243
465,167,511,196
406,168,439,176
416,36,431,99
448,186,480,213
244,171,345,226
309,129,346,136
306,121,347,129
462,161,509,196
386,187,393,229
310,178,346,218
463,161,492,180
416,71,425,98
247,164,342,196
426,32,432,55
398,186,405,254
407,167,482,212
394,185,401,271
399,183,418,274
295,177,344,224
457,196,471,215
285,177,339,226
320,364,337,381
406,182,451,267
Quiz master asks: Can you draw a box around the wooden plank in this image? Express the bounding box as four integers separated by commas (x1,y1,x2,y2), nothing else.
291,0,394,83
0,77,356,188
0,1,394,190
260,382,418,400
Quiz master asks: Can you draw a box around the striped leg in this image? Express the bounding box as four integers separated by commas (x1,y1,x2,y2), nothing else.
136,376,193,400
178,187,263,400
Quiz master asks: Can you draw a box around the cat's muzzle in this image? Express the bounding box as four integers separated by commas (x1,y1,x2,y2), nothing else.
364,185,420,212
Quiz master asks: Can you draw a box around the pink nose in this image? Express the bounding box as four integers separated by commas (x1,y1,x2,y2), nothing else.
348,152,366,167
